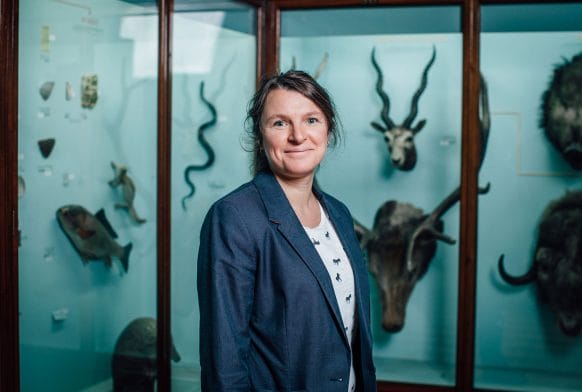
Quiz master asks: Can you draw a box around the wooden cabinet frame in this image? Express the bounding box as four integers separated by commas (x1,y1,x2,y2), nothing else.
0,1,575,391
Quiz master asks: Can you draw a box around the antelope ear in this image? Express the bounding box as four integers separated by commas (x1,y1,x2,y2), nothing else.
371,121,385,133
412,119,427,134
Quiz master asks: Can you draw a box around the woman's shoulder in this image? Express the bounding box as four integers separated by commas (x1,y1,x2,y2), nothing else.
207,179,265,218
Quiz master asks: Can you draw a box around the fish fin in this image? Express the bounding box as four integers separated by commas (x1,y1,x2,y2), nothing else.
94,209,118,238
76,228,96,239
120,243,132,273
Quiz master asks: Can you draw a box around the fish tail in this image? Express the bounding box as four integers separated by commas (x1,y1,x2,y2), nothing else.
121,243,133,272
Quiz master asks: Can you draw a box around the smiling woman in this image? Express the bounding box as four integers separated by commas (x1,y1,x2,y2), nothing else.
196,70,377,391
261,88,329,185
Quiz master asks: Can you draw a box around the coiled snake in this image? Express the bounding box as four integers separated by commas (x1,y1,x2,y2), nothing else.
181,81,217,211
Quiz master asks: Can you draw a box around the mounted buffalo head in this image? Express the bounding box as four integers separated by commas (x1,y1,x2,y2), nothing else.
498,189,582,336
540,52,582,170
370,46,436,171
356,75,490,332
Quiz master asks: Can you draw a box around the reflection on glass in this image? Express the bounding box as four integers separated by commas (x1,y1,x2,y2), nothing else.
476,3,582,391
281,6,462,386
170,2,257,390
18,0,158,390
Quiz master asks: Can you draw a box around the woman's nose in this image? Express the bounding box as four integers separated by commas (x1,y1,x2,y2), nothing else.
289,123,307,142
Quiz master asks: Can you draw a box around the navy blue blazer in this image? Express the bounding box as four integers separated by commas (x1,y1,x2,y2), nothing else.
197,171,376,391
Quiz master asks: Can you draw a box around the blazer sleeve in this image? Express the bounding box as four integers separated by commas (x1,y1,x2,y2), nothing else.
197,200,257,391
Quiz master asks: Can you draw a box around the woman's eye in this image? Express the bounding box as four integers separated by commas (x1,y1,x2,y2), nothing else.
307,117,320,124
273,120,285,127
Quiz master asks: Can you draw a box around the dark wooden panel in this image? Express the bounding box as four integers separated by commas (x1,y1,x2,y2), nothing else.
157,0,173,391
0,0,21,391
455,0,480,390
264,1,280,77
256,3,266,83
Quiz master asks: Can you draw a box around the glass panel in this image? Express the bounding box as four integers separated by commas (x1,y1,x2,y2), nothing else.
281,6,462,386
18,1,158,390
476,3,582,391
170,2,256,390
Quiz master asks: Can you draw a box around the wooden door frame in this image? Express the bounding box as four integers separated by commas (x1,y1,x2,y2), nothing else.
0,0,21,390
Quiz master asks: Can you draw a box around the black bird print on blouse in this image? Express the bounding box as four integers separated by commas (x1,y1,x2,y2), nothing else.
325,231,330,239
333,258,341,265
312,238,320,245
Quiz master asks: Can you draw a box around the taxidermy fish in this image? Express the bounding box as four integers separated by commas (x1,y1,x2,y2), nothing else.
540,52,582,170
109,161,146,224
112,317,181,392
56,205,132,272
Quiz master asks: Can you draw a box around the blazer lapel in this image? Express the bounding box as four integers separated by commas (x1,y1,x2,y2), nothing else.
320,194,371,338
253,172,348,346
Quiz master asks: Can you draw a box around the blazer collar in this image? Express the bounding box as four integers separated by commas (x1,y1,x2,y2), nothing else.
252,171,355,348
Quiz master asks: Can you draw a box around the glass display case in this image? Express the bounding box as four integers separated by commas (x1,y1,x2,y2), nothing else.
281,5,463,387
3,1,580,391
169,2,256,389
16,0,258,391
18,0,160,390
476,2,582,391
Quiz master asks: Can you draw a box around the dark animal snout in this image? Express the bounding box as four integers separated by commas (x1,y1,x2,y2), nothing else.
559,318,581,337
564,144,582,170
390,148,417,171
382,320,404,333
381,300,406,333
393,157,416,171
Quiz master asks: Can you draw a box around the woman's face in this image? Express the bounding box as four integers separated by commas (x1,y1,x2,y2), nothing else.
260,88,329,182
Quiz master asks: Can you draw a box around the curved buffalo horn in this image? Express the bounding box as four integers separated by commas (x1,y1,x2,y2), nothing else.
479,73,491,162
371,47,396,130
402,46,436,130
497,254,537,285
404,74,491,273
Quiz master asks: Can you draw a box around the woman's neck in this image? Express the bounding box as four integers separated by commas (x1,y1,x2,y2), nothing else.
275,174,321,228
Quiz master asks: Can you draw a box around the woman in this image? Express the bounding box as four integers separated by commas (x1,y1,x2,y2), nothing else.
197,70,376,391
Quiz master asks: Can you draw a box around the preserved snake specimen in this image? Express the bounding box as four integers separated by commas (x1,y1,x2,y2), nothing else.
181,81,217,211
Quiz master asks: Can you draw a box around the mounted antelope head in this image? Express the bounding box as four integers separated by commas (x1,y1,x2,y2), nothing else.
370,46,436,171
356,74,491,332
